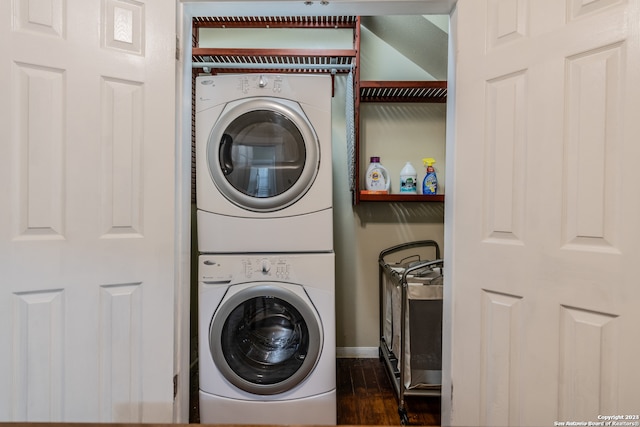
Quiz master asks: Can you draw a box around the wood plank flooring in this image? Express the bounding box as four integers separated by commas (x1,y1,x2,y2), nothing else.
190,357,441,425
337,358,441,426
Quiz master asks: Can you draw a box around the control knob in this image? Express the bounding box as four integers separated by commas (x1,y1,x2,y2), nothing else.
260,258,271,274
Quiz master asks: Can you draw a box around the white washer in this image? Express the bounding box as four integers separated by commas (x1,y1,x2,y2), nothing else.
196,74,333,253
198,252,336,425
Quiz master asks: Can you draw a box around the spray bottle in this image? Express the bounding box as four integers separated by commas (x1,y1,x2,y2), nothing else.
422,158,438,195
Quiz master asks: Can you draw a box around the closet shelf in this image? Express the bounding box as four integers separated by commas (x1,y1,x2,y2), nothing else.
354,80,447,204
359,192,445,203
192,47,356,74
192,16,358,74
359,81,447,103
193,15,358,29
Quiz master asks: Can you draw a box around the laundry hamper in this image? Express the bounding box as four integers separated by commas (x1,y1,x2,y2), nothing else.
379,240,443,425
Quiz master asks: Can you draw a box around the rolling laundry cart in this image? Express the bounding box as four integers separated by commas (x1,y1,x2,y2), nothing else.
378,240,443,425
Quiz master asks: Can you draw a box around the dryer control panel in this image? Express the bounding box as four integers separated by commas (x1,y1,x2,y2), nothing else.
239,74,284,94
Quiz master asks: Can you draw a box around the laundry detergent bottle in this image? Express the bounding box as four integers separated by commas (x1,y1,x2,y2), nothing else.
365,156,390,192
400,162,417,194
422,158,438,195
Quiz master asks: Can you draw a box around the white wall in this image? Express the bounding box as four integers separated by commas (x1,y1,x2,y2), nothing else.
332,75,446,353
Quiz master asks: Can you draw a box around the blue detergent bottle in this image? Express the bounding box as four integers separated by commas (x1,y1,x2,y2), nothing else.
422,158,438,195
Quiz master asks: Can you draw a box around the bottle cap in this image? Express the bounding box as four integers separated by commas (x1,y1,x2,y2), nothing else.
370,156,380,163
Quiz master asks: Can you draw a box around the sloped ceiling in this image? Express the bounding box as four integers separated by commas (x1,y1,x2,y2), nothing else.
361,15,448,80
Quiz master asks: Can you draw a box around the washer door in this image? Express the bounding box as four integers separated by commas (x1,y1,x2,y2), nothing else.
207,98,320,212
209,284,322,395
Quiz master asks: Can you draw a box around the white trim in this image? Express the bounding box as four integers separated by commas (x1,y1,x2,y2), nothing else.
174,2,193,423
442,4,457,426
336,347,379,358
180,1,456,16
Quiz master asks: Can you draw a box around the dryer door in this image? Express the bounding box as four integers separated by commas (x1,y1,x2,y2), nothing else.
209,284,322,395
206,97,320,212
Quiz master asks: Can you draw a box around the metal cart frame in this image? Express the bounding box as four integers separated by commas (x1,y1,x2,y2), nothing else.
378,240,443,425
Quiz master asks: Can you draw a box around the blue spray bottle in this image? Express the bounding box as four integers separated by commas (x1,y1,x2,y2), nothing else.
422,158,438,195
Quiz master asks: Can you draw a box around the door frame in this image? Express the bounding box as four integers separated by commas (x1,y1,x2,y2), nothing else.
174,2,191,422
175,1,459,423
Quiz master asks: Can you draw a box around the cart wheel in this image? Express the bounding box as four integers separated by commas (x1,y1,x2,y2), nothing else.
398,407,409,425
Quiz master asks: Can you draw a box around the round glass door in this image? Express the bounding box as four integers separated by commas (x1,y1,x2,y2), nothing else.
209,285,322,395
207,98,320,212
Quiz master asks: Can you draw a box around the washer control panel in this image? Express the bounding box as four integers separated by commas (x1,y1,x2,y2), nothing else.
242,257,291,280
199,255,293,283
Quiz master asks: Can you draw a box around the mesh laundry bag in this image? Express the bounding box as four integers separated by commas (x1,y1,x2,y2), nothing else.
389,267,443,390
382,265,403,353
404,274,443,389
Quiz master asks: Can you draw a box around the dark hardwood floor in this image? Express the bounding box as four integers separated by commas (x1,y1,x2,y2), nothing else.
337,358,441,426
190,357,441,425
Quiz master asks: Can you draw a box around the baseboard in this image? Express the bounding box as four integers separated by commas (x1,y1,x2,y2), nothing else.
336,347,379,358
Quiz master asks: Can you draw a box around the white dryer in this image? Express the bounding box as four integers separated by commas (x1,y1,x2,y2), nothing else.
198,252,336,425
195,74,333,253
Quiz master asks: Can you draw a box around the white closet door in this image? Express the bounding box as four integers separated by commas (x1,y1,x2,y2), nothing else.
447,0,640,425
0,0,176,422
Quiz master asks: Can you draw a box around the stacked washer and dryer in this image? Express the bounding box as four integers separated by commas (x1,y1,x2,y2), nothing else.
195,74,335,425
